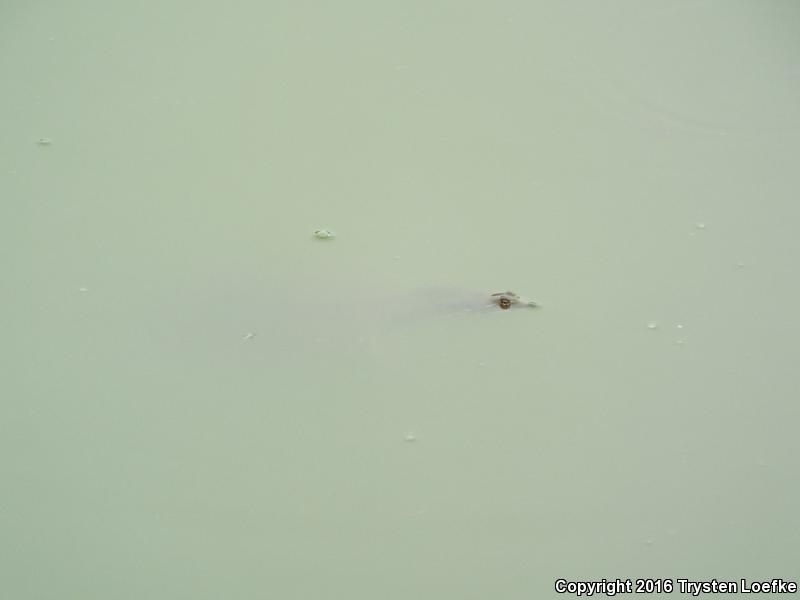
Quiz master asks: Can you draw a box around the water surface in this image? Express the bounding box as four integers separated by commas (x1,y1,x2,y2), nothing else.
3,1,800,598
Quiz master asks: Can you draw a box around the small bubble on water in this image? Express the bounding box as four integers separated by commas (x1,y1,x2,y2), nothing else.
37,137,53,146
675,339,685,345
647,322,658,330
695,222,706,230
242,332,255,340
313,229,335,239
404,432,417,442
644,539,654,547
736,262,745,268
676,324,684,329
78,286,88,292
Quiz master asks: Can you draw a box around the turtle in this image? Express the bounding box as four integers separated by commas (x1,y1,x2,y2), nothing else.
489,291,540,310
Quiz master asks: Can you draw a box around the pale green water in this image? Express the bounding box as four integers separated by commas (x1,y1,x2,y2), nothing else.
3,1,800,598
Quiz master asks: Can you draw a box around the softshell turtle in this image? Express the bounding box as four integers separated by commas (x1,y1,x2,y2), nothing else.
490,291,539,310
166,279,543,361
403,286,540,317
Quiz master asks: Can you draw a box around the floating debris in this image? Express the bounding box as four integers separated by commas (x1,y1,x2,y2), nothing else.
242,332,256,340
403,432,417,443
313,229,335,239
37,137,53,146
647,322,658,330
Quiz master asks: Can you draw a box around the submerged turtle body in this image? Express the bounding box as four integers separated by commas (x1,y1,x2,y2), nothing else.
490,291,539,310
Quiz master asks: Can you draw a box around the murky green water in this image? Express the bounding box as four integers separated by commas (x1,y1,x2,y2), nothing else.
3,1,799,598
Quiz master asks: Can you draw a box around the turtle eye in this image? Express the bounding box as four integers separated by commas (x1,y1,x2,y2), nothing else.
499,298,511,309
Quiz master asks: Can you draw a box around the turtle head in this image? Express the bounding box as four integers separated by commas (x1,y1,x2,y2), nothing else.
490,291,539,310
